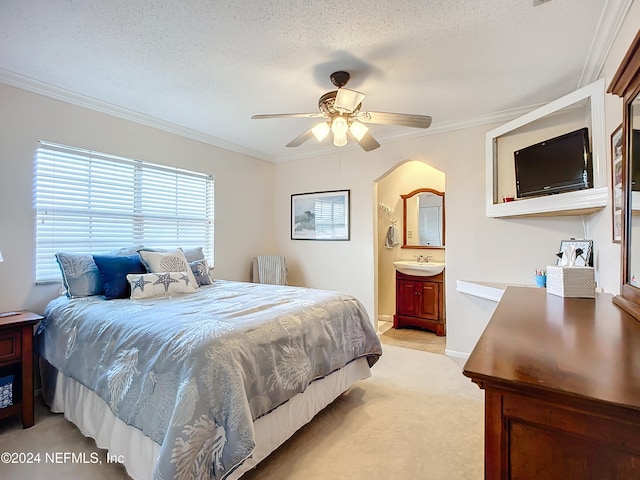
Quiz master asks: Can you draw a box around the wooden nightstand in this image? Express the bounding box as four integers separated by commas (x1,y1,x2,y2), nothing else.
0,310,43,428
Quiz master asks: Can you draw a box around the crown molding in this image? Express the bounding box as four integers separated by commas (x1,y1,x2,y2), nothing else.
3,66,544,164
273,103,548,163
579,0,634,86
0,68,271,162
1,0,631,167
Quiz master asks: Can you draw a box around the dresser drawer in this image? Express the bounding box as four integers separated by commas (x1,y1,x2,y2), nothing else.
0,330,21,364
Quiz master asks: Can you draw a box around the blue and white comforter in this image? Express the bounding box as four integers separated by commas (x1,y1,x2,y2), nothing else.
36,280,382,480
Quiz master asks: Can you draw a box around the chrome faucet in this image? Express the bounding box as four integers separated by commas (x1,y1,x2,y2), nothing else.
413,255,433,263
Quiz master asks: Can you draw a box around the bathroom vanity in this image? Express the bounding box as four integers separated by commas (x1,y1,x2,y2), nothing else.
392,186,446,335
393,269,445,335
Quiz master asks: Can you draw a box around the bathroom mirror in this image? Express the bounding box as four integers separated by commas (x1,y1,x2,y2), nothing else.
609,29,640,319
401,188,445,248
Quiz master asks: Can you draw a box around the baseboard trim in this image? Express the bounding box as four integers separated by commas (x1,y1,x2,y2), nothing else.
445,349,470,360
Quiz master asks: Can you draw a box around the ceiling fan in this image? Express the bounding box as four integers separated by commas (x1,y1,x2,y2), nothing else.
251,71,432,152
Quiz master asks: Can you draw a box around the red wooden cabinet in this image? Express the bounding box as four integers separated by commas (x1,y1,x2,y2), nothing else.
394,270,445,335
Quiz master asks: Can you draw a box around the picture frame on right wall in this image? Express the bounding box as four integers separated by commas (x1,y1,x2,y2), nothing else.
611,124,623,243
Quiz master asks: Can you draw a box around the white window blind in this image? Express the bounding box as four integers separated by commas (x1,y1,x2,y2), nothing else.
34,141,214,283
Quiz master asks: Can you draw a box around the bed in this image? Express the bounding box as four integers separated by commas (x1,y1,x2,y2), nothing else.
35,278,382,480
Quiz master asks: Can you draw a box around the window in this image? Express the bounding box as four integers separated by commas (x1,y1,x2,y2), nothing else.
314,198,346,237
34,141,214,283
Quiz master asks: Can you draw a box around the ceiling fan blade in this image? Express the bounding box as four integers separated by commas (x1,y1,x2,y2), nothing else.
353,131,380,152
251,113,327,120
356,111,432,128
334,88,365,113
286,129,314,147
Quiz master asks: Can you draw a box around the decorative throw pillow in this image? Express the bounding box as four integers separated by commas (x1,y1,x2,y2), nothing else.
190,259,213,285
93,254,146,300
138,248,199,288
55,246,143,298
182,246,205,263
55,252,104,298
126,272,196,299
138,246,205,263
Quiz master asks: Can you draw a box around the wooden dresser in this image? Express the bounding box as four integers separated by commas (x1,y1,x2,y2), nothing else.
463,287,640,479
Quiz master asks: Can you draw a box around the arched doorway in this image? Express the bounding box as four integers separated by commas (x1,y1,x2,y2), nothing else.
374,159,446,336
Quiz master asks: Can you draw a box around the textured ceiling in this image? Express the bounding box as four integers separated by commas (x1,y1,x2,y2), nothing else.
0,0,631,162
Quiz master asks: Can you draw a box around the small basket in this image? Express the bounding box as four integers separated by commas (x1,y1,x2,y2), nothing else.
546,266,595,298
0,375,13,409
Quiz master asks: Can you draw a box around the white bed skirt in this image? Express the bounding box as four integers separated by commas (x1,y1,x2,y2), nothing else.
50,357,372,480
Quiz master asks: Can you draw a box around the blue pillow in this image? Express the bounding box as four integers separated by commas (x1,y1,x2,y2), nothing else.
93,254,146,300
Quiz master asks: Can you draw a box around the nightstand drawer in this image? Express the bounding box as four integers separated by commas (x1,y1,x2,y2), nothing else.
0,331,21,363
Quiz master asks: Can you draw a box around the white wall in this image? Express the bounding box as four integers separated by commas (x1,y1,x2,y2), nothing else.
0,83,275,313
595,0,640,295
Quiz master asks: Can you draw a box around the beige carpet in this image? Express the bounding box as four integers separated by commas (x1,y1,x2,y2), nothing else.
0,400,130,479
0,345,483,480
380,326,446,354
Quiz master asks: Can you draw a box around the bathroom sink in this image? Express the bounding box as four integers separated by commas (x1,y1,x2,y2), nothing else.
393,260,445,276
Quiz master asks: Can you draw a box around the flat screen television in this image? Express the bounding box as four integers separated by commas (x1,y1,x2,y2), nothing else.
514,127,592,198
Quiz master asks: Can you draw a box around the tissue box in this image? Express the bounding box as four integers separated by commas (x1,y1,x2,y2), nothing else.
0,375,13,409
546,266,595,298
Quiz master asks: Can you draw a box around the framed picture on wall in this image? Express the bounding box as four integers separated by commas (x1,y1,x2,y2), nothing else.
611,124,623,243
291,190,350,240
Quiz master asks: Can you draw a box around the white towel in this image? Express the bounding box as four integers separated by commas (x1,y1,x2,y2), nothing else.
385,225,399,248
255,255,288,285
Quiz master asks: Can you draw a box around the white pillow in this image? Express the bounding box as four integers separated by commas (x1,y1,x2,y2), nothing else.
127,272,196,299
138,248,199,289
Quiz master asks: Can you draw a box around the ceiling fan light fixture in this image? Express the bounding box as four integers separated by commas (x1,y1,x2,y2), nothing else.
331,115,348,135
334,88,365,113
333,132,348,147
331,115,349,147
311,122,330,141
252,71,432,152
349,121,369,141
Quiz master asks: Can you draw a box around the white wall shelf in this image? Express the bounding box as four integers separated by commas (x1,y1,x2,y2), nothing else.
485,79,608,218
486,186,608,218
456,280,506,302
456,280,539,302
